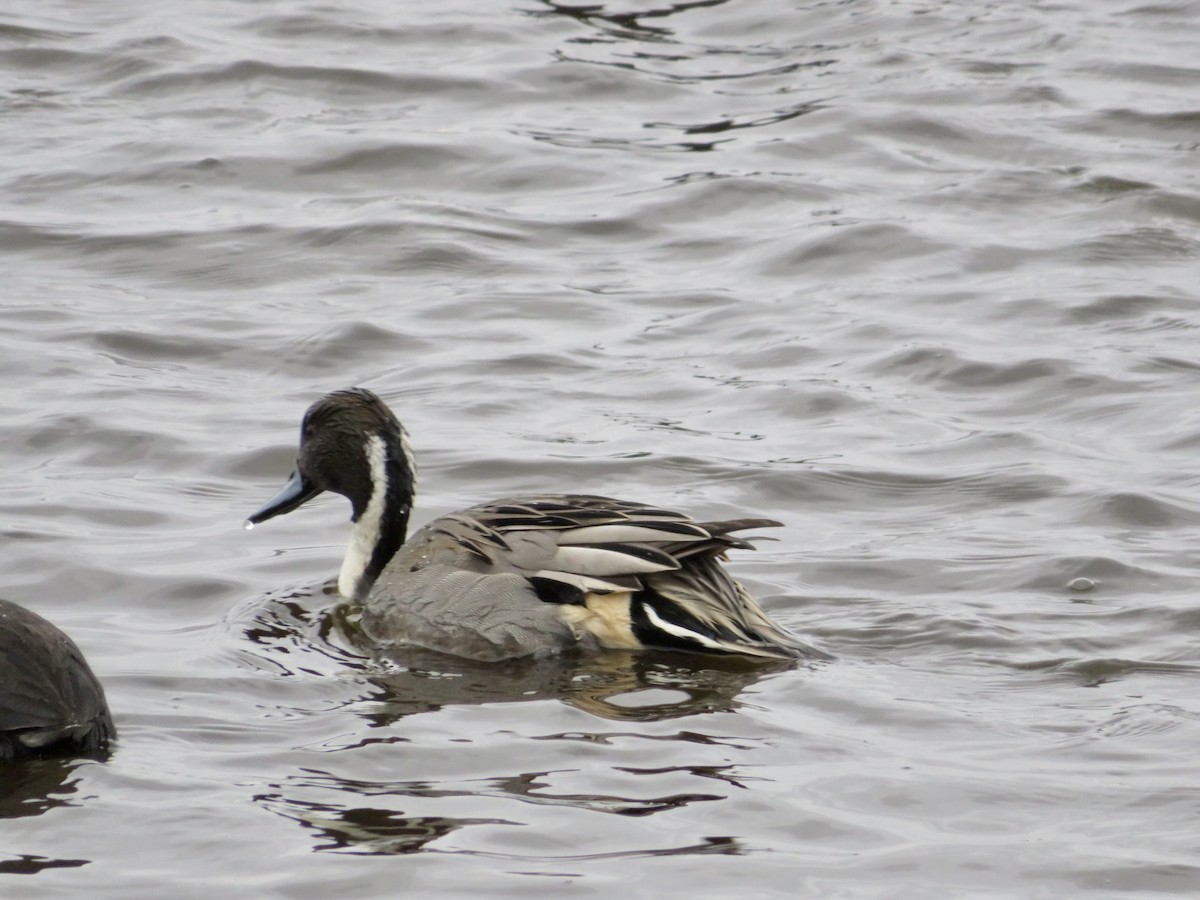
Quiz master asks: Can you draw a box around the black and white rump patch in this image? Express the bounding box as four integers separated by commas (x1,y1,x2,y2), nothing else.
629,589,752,655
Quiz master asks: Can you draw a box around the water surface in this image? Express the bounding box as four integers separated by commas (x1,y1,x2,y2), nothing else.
2,0,1200,896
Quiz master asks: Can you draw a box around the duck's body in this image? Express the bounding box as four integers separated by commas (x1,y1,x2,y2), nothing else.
361,493,814,661
250,388,824,663
0,598,115,761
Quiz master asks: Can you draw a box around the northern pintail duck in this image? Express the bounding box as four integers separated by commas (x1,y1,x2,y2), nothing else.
0,598,114,761
249,388,822,662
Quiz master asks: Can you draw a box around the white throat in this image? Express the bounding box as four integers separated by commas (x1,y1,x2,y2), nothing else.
338,434,390,600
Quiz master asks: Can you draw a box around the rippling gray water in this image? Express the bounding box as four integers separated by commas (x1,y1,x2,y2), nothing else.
3,0,1200,895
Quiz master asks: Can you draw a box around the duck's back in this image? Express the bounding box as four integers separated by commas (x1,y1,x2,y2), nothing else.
358,494,814,661
0,599,115,760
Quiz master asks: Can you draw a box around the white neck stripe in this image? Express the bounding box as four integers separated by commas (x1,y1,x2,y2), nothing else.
339,434,389,599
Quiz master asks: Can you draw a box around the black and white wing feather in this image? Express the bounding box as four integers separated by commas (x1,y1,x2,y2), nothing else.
419,494,816,659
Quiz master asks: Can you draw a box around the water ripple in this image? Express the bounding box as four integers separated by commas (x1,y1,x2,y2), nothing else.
3,0,1200,894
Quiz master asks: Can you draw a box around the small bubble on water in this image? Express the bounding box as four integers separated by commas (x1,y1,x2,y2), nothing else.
1067,577,1096,591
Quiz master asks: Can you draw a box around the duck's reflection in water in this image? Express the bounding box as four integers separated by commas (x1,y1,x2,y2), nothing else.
0,760,95,873
257,783,747,859
254,762,745,858
242,585,801,724
239,587,808,857
0,759,87,820
253,787,510,855
355,645,796,725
